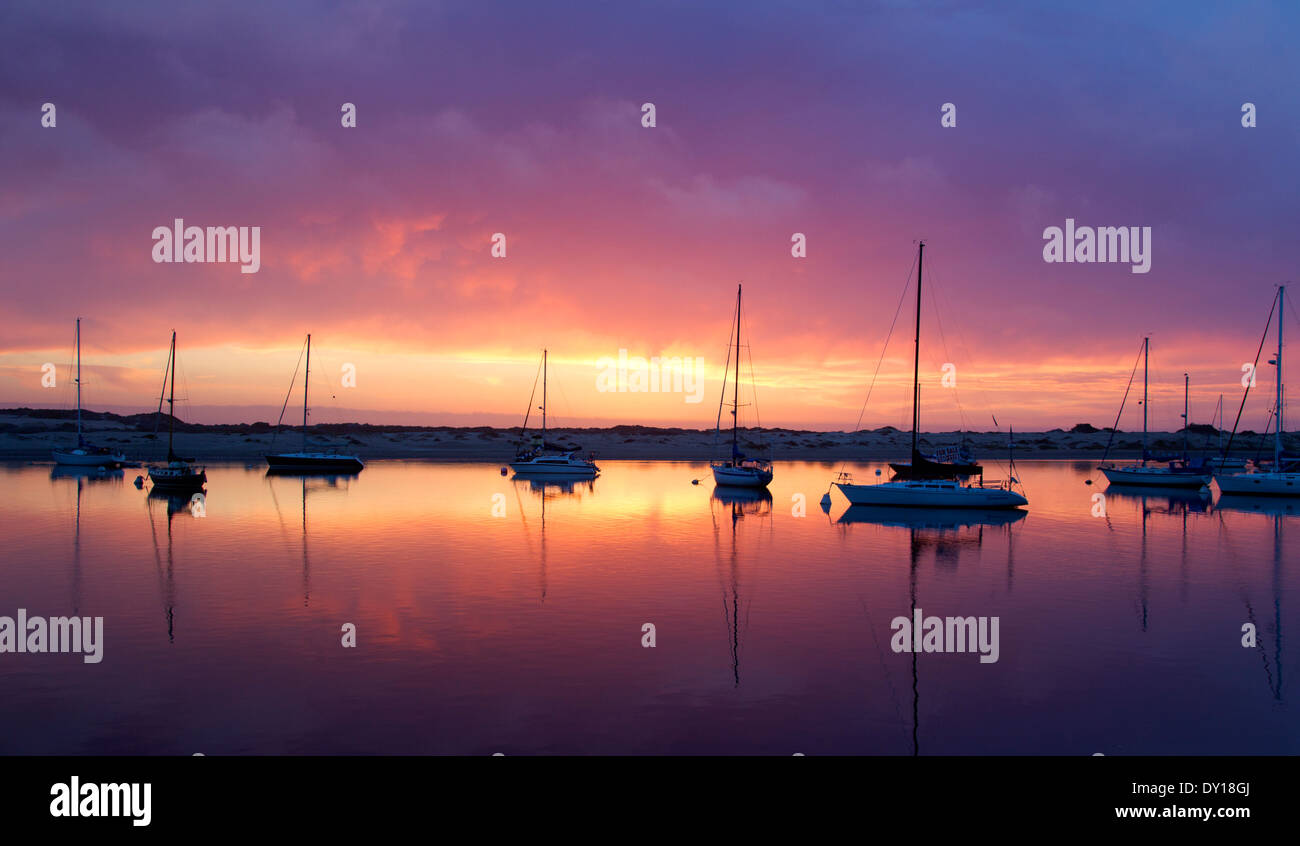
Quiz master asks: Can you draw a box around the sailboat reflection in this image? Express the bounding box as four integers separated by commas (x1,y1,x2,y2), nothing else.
1213,497,1287,701
266,473,357,607
50,470,122,616
832,496,1024,753
1104,484,1209,514
516,477,596,497
1213,495,1300,517
50,465,125,484
709,486,771,687
711,485,773,516
511,476,594,602
146,488,203,641
903,520,1015,755
1105,485,1213,628
833,504,1027,530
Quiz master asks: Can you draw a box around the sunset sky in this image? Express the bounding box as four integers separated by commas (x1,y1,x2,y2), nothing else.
1,1,1297,431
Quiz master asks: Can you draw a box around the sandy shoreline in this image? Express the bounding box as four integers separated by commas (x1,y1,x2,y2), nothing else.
4,411,1288,463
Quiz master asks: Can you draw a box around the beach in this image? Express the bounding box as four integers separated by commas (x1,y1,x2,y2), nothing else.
4,409,1285,462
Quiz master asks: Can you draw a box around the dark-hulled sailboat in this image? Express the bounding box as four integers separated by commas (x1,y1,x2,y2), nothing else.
146,331,207,492
265,334,364,474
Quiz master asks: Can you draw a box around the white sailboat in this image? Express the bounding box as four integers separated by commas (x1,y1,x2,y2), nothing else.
52,318,127,468
1216,284,1300,497
834,242,1026,509
510,349,599,477
265,334,365,473
710,284,773,489
146,331,207,492
1099,338,1212,488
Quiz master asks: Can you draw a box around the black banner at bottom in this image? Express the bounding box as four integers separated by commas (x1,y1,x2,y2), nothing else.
1,756,1282,833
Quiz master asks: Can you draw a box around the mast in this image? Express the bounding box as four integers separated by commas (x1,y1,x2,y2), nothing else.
733,283,741,461
542,349,547,441
1217,394,1224,456
1276,285,1285,468
75,317,83,447
167,331,176,462
303,334,311,453
1142,336,1149,463
1182,372,1189,461
911,243,924,459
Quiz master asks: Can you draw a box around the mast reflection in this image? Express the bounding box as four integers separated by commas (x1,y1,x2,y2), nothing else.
709,486,772,687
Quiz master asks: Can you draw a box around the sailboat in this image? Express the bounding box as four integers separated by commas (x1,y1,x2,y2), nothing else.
710,284,773,488
146,331,207,492
1208,394,1249,471
1099,342,1212,488
1216,285,1300,497
265,334,364,473
52,318,126,467
510,349,599,476
885,244,981,480
834,243,1026,509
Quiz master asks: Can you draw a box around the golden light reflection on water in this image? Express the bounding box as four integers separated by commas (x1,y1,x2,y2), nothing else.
0,459,1295,754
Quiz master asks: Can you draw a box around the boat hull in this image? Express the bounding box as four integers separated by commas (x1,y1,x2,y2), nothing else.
265,453,364,473
711,463,773,488
1214,472,1300,497
834,481,1027,509
52,449,125,467
510,458,599,477
1100,466,1211,488
837,505,1028,528
888,460,982,480
148,465,207,491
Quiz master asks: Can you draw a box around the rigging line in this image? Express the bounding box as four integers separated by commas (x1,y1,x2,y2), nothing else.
60,325,76,415
1223,288,1281,459
858,595,911,749
1096,339,1148,470
830,251,917,485
270,337,308,449
153,341,171,429
553,378,571,430
714,289,739,441
1250,408,1275,463
518,355,543,443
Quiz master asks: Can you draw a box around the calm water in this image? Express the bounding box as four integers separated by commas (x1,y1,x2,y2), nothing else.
0,459,1294,755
